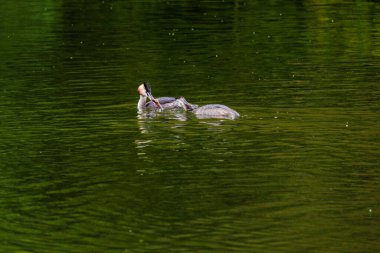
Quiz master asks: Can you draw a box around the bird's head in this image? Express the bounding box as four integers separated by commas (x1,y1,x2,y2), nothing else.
137,82,162,108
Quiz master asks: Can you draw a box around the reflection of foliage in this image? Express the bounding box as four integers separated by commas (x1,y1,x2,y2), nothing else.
1,1,378,82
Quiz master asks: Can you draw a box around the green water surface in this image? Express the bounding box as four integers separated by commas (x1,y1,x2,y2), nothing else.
0,1,379,252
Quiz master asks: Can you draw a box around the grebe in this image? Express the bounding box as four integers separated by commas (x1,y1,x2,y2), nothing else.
137,82,190,111
179,97,240,120
137,83,239,119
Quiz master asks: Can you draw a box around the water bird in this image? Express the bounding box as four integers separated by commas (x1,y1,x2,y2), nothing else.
137,82,190,111
137,83,240,119
179,97,240,120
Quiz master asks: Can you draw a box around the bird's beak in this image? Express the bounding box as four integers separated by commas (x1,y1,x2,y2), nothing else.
146,92,162,109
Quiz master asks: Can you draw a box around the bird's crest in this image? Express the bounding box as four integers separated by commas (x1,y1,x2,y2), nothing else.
143,82,152,93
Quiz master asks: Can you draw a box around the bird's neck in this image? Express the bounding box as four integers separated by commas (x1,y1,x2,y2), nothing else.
137,95,147,111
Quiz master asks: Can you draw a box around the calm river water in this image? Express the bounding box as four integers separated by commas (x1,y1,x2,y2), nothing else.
1,1,379,252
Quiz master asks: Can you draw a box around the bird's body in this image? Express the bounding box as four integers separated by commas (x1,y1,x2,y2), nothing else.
178,98,239,120
146,97,180,110
192,104,240,120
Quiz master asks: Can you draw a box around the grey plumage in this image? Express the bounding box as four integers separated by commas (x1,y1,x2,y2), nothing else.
179,98,239,120
146,97,177,109
193,104,240,119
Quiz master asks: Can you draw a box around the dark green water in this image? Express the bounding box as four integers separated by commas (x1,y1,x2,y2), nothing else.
1,1,379,252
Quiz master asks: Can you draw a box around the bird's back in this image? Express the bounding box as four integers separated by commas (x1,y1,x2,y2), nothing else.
194,104,240,119
146,97,176,109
